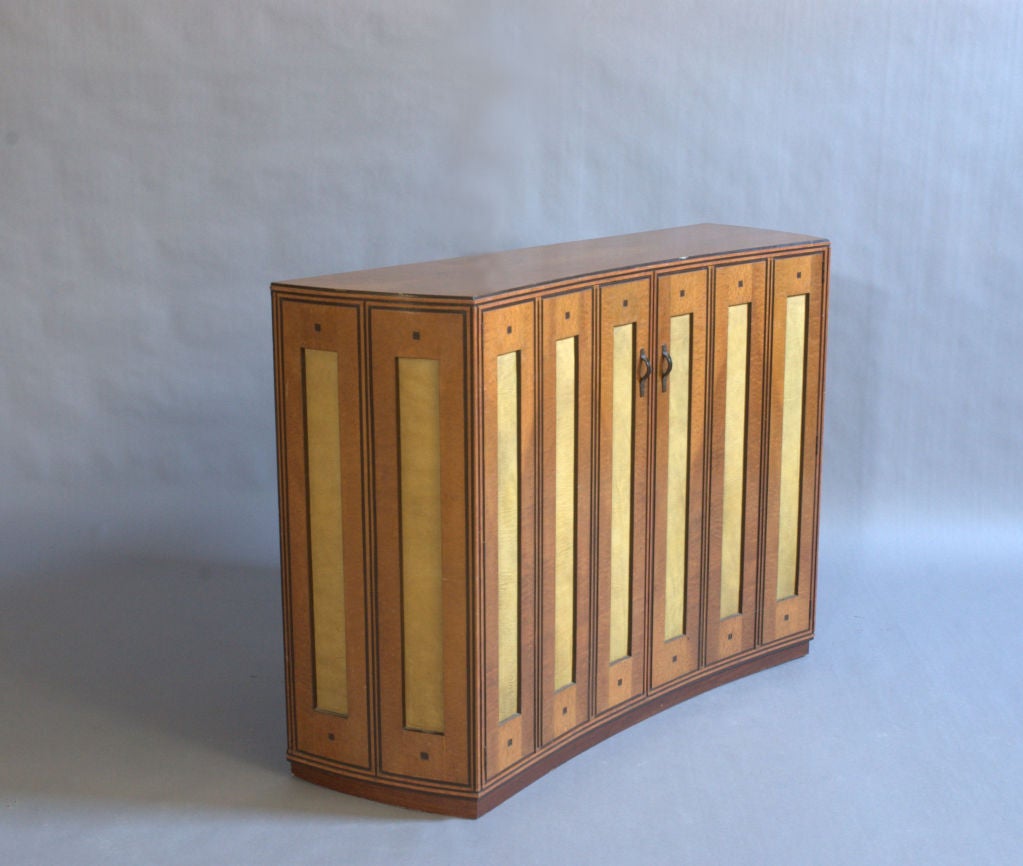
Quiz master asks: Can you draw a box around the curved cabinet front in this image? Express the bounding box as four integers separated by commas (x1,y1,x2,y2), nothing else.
272,224,829,817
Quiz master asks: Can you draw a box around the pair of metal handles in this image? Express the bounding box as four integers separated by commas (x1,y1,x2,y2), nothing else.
637,345,673,397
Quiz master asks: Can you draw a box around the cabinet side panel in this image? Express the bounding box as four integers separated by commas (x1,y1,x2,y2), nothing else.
706,262,765,665
595,278,651,714
278,299,371,769
482,302,537,780
762,252,824,644
372,307,471,786
540,288,593,743
651,269,707,687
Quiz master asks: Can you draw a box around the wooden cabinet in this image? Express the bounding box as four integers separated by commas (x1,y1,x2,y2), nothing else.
272,224,830,817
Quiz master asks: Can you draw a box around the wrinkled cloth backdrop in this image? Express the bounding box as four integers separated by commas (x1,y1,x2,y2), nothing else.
1,2,1020,864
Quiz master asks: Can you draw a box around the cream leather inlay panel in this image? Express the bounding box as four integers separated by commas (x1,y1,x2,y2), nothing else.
398,357,445,733
720,304,749,619
496,351,521,722
554,337,577,690
304,348,348,715
610,324,635,662
777,294,808,599
664,314,691,640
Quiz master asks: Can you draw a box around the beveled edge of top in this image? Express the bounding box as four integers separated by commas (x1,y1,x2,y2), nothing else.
272,223,828,300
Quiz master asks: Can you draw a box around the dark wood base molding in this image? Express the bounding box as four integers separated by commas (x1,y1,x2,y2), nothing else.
290,762,485,819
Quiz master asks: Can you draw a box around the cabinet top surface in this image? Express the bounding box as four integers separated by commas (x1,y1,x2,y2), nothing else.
272,223,828,300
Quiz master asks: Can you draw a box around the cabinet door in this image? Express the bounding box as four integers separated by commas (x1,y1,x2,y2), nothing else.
595,278,651,714
370,307,471,786
482,302,537,778
762,253,826,644
650,269,708,687
539,288,593,742
706,262,766,665
277,299,371,769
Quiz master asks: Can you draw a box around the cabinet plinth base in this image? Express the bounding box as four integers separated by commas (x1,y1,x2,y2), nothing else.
289,762,485,818
291,638,810,818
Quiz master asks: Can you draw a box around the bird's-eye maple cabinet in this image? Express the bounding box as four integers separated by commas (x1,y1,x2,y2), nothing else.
272,224,829,817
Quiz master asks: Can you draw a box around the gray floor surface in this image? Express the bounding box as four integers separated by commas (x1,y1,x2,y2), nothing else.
2,526,1020,865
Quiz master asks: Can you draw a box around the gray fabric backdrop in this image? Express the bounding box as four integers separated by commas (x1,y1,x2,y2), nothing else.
2,2,1020,863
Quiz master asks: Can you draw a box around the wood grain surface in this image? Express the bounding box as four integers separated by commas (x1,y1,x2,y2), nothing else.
275,224,825,299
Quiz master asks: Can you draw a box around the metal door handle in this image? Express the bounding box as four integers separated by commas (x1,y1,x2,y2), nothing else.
638,348,651,397
660,344,673,392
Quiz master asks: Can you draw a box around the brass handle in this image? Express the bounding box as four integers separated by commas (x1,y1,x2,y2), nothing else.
660,344,673,392
638,348,651,397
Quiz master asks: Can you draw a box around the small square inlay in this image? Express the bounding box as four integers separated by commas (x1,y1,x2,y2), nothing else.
412,331,420,341
420,752,429,760
327,732,335,741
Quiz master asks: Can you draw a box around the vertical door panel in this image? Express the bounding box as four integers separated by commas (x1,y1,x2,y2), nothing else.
540,288,593,743
651,269,707,687
762,253,824,644
595,278,651,714
482,302,537,779
278,300,371,768
371,307,470,786
706,262,766,665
